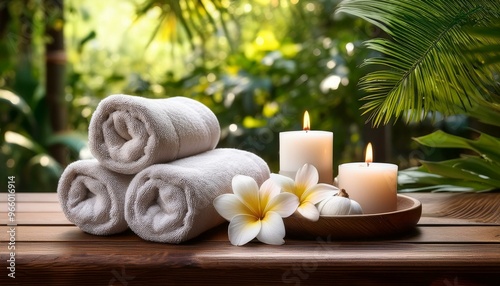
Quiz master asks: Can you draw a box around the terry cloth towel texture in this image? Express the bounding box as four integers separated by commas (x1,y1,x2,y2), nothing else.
125,148,270,244
57,159,134,235
88,94,220,174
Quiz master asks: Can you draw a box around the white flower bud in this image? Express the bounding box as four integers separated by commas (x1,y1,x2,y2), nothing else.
317,189,363,215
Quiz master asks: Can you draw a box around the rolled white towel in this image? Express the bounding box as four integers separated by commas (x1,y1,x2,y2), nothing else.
88,94,220,174
57,159,134,235
125,148,270,243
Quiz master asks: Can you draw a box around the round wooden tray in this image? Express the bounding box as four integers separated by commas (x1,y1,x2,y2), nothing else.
284,194,422,239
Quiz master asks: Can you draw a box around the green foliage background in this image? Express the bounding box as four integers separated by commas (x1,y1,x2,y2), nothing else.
62,0,376,170
2,0,495,192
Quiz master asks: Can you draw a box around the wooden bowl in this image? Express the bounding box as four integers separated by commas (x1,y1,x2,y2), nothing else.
284,194,422,239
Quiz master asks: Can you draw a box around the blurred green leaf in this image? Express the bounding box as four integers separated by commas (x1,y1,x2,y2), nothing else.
464,101,500,127
242,116,266,128
24,154,63,192
27,154,62,175
77,30,96,53
0,89,36,126
4,131,45,154
46,131,88,154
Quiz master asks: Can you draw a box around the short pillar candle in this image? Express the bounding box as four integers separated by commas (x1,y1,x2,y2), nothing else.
337,143,398,214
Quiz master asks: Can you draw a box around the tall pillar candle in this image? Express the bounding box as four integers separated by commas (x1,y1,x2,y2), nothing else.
337,143,398,214
279,111,333,183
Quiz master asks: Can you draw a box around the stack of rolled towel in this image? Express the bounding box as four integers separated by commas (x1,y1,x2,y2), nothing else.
57,94,270,243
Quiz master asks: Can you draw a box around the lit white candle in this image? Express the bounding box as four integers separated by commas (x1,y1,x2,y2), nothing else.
337,143,398,214
279,111,333,183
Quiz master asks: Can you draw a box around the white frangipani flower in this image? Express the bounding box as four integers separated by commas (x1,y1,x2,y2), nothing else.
271,164,338,221
213,175,299,246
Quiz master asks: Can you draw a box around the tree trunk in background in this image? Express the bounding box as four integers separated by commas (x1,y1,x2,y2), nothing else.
0,3,10,38
44,0,67,164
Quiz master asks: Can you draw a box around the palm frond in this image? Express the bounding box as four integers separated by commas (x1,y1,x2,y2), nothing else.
135,0,235,50
337,0,500,126
468,24,500,65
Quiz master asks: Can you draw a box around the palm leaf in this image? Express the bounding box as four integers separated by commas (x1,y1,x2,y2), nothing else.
467,24,500,65
134,0,235,50
337,0,500,126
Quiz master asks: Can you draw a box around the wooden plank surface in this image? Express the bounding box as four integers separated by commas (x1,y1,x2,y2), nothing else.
1,225,500,243
0,193,61,213
3,241,500,268
0,212,70,225
1,242,499,285
0,192,59,202
1,192,500,285
2,193,499,228
412,192,500,224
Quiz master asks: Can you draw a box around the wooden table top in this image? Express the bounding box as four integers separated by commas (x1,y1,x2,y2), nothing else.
1,192,499,285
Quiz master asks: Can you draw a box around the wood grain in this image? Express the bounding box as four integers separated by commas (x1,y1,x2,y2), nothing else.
2,242,499,267
0,192,58,202
1,242,499,286
433,193,500,223
0,212,70,225
0,202,62,212
409,193,500,225
1,224,499,243
1,192,500,286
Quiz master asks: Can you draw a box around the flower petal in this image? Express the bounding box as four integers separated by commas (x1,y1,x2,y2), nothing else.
294,164,319,189
302,183,338,204
270,173,296,194
258,178,281,210
213,194,252,221
296,201,320,221
257,211,286,245
264,192,299,218
228,214,261,246
232,175,260,216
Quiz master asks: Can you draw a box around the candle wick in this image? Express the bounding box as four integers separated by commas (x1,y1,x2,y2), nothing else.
367,162,370,167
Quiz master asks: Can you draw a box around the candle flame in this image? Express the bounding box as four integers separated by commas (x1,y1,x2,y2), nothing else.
303,111,310,131
365,142,373,166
